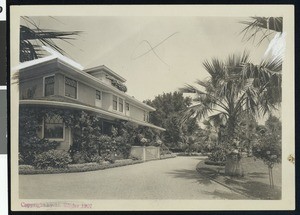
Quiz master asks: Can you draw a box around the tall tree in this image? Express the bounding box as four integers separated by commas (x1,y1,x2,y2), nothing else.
144,92,199,149
180,51,281,176
20,16,81,62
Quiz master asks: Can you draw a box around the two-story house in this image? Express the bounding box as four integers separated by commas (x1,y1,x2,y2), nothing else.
17,51,165,150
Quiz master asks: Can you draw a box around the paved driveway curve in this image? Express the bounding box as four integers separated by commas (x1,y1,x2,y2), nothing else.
19,156,246,199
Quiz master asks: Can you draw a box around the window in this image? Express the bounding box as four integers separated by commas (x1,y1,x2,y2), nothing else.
143,111,149,122
119,98,123,112
44,76,54,96
96,90,101,100
113,95,118,110
65,77,77,99
44,115,64,139
126,103,130,111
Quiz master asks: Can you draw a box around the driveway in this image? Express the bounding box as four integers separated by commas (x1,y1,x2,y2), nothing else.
19,156,247,199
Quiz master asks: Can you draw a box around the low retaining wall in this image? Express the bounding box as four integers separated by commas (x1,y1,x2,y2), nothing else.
130,146,160,161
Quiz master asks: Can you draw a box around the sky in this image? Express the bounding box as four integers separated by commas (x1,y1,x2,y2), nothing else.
24,16,271,102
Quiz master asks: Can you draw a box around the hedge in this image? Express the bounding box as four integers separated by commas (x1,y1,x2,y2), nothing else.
19,159,143,175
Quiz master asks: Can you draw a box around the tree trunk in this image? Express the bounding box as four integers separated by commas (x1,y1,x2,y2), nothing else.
225,153,244,177
268,166,274,188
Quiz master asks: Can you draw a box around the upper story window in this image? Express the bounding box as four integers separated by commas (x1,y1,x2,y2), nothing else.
126,103,130,111
44,114,64,139
119,98,124,112
143,111,149,122
65,77,77,99
113,95,118,110
96,90,101,100
44,76,55,96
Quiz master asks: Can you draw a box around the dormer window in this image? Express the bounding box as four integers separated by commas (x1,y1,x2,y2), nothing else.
65,77,77,99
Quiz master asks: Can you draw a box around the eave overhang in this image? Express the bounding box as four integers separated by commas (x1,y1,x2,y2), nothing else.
20,100,165,131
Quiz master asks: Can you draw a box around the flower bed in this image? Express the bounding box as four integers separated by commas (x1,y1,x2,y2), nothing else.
19,159,143,175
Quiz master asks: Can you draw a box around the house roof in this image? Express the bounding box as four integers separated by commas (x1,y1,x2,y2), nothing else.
84,65,127,83
13,46,84,71
15,48,156,112
20,99,166,131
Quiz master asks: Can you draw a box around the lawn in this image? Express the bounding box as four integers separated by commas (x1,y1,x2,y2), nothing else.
197,156,281,200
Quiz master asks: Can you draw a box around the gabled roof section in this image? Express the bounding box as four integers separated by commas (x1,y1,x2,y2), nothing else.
84,65,127,83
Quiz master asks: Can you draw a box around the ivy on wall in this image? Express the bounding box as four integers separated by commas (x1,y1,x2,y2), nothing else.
19,106,161,165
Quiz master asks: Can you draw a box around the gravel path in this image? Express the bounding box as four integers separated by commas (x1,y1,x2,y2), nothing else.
19,156,247,199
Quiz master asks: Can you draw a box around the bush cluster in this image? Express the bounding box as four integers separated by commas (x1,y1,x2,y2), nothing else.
252,131,281,168
33,150,72,169
19,160,144,175
19,107,161,169
207,146,227,162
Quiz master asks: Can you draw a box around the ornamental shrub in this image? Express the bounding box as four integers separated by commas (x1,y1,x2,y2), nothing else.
33,149,72,169
19,107,60,165
208,145,227,163
72,151,89,164
252,130,281,168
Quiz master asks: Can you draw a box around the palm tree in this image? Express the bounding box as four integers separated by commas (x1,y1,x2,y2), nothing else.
240,17,283,45
180,51,282,176
20,16,81,62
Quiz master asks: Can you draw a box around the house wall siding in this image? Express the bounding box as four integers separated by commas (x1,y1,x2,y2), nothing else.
19,76,43,99
77,81,95,105
55,73,65,97
20,70,153,123
129,105,145,122
102,92,112,110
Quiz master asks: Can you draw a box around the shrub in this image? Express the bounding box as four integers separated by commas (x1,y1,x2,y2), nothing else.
115,159,133,165
208,146,227,162
19,138,60,165
33,150,72,169
19,153,25,165
90,154,103,163
19,165,35,170
252,130,281,168
19,107,60,165
72,151,89,164
69,162,100,170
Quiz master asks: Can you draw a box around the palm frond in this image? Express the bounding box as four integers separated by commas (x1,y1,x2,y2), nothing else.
20,17,82,62
208,113,228,127
239,17,283,45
